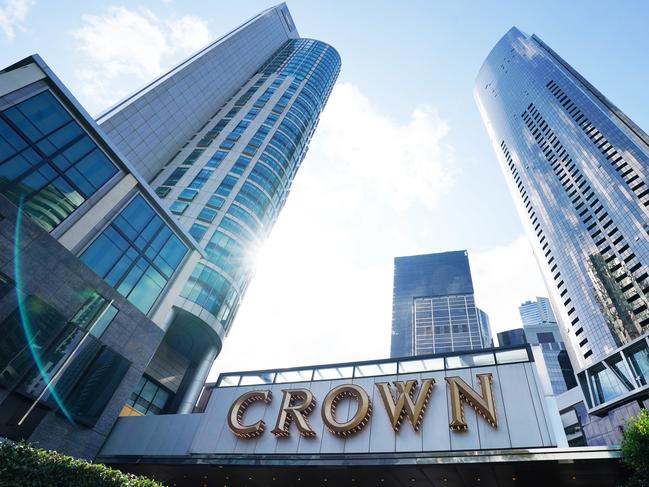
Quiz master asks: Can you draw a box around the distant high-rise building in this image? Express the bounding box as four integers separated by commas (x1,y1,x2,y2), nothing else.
477,308,494,348
497,328,527,347
519,296,557,328
0,3,338,459
475,27,649,443
519,297,577,395
390,250,491,357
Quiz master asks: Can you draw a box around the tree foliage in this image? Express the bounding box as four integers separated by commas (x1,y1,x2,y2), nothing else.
621,408,649,487
0,440,164,487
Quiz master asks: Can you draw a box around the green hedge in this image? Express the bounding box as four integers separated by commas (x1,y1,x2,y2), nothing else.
621,408,649,487
0,440,164,487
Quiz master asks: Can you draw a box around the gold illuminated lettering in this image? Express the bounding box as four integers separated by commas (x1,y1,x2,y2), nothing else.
445,373,497,430
227,390,272,438
321,384,372,437
375,379,435,432
271,389,317,438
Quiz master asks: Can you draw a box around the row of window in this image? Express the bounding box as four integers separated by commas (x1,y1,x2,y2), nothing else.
546,80,649,207
519,101,649,358
500,139,584,353
523,104,649,329
174,39,340,330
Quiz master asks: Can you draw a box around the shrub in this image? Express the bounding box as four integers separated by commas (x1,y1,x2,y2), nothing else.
0,440,164,487
621,408,649,487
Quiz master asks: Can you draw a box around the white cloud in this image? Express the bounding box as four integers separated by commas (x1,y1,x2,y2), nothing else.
209,82,458,378
471,235,549,339
0,0,35,40
315,83,455,211
72,6,209,113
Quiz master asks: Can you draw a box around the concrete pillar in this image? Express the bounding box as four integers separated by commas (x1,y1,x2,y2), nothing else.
177,345,219,414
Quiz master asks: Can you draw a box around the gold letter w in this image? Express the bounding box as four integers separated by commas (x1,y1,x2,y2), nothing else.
375,379,435,432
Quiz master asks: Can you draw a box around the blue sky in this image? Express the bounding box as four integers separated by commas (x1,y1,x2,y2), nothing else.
2,0,648,375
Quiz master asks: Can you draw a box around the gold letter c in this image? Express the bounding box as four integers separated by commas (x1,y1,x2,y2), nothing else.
227,390,272,438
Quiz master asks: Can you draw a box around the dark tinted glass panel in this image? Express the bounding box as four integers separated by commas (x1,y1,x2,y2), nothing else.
62,347,129,426
0,271,14,300
537,332,555,343
127,375,170,415
0,296,66,389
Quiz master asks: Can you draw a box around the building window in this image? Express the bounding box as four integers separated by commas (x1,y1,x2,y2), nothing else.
162,167,188,186
627,344,649,386
0,90,119,231
206,195,225,210
178,188,198,201
197,207,217,223
181,148,204,166
127,375,171,415
536,332,555,343
80,195,188,314
155,186,171,198
188,223,208,241
169,201,188,215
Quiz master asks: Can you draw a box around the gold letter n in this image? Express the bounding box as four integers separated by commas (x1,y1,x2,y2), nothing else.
445,373,497,431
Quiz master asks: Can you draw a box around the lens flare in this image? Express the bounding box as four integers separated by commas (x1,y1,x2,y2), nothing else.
13,200,74,423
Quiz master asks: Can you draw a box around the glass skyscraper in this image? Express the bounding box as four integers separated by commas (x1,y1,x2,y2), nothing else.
96,5,340,413
475,27,649,371
0,3,338,458
390,250,492,357
476,27,649,443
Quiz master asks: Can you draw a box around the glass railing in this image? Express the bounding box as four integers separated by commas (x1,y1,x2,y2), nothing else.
215,345,533,387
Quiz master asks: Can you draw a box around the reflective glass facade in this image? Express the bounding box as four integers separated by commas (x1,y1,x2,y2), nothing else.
0,90,118,231
80,194,188,314
477,307,493,347
475,28,649,369
151,39,340,334
391,251,490,357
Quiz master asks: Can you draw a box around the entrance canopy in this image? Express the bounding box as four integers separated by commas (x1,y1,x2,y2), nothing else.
103,447,624,486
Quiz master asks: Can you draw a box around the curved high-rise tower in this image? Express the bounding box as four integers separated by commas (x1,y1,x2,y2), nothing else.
475,28,649,368
475,28,649,421
94,4,340,413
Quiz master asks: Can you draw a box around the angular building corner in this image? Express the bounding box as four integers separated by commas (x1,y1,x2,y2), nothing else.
0,3,339,459
475,27,649,445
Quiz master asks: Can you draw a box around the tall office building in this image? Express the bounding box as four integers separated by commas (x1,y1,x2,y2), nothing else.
390,250,492,357
477,307,493,348
475,27,649,442
519,297,577,395
0,4,338,458
520,296,556,328
97,4,340,414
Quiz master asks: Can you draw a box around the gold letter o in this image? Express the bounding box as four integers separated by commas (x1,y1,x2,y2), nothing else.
321,384,372,437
